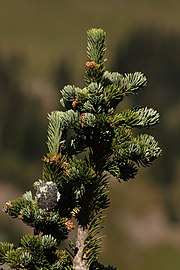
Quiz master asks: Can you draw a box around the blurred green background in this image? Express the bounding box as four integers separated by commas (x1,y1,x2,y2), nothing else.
0,1,180,269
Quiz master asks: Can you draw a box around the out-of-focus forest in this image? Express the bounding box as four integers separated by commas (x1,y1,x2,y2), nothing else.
0,1,180,269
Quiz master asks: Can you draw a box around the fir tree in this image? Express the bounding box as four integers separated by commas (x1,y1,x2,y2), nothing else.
0,28,162,269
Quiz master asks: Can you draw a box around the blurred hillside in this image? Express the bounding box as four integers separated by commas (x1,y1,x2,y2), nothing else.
0,1,180,269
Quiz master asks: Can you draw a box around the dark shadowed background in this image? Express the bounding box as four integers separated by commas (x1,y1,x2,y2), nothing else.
0,1,180,269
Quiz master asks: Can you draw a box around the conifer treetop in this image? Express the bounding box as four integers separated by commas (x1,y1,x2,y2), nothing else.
0,28,162,270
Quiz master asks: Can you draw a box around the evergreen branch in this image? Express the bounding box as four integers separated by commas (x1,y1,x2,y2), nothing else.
102,72,147,109
103,70,123,84
3,193,37,221
87,28,106,64
133,106,160,127
112,125,132,146
47,110,82,144
0,242,14,265
85,29,106,85
83,83,104,113
106,160,138,181
5,248,33,269
103,83,125,109
121,71,147,95
113,133,162,168
84,214,105,267
53,250,72,269
87,82,103,94
110,107,160,128
129,134,162,166
47,110,96,131
47,111,64,155
41,153,67,186
79,112,96,128
4,234,71,269
61,110,80,129
3,192,69,242
60,85,89,110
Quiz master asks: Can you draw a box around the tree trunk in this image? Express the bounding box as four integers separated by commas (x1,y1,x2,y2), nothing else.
73,225,89,270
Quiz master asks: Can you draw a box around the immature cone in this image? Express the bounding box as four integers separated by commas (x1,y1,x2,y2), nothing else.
84,61,96,68
35,181,60,210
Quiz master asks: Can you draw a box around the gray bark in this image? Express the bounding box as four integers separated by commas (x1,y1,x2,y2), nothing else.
73,225,89,270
